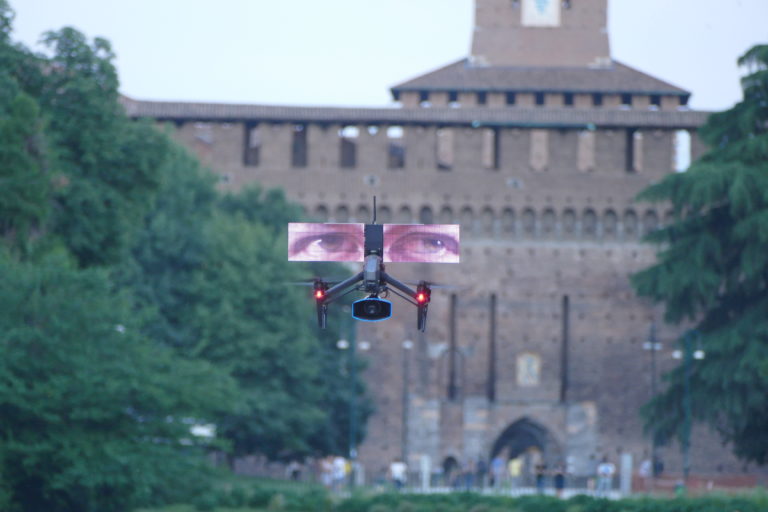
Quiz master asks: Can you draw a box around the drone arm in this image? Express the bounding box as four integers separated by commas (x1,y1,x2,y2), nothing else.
323,272,364,304
381,272,417,300
382,272,431,332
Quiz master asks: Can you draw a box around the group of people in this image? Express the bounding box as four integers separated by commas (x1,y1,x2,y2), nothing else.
285,453,623,496
445,453,617,497
318,455,352,491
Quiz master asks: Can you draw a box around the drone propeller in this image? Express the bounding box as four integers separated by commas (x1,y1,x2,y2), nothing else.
286,279,343,287
402,281,460,290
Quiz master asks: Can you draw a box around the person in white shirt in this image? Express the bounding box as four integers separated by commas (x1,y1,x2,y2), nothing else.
389,458,407,490
595,457,616,497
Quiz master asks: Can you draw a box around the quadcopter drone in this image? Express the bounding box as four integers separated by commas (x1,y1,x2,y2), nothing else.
288,202,460,332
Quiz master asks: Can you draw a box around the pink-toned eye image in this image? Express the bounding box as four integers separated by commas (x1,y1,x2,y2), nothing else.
383,224,460,263
288,223,364,261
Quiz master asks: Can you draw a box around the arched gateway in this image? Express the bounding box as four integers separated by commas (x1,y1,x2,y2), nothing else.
489,417,562,484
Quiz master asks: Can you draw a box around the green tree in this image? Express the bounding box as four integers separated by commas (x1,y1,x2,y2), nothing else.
0,251,237,512
1,6,241,508
2,0,371,482
0,1,50,253
0,91,50,249
36,27,166,267
121,150,372,459
632,45,768,464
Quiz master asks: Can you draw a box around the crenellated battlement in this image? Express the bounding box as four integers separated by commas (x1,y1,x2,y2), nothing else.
122,98,709,248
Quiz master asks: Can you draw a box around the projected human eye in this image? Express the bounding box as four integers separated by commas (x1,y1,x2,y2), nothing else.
288,223,364,261
383,224,460,263
290,232,361,259
388,232,458,262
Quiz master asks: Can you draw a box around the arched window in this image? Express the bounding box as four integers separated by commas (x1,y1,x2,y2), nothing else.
378,205,392,224
603,210,618,238
582,209,597,237
481,207,495,235
522,208,536,236
314,205,329,222
562,208,576,235
356,205,370,223
460,207,474,234
419,206,434,224
439,206,454,224
334,205,350,222
397,205,412,223
642,210,659,235
501,208,516,235
541,208,556,236
623,210,638,238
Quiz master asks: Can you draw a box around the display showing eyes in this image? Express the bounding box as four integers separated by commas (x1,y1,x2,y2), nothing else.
289,232,363,260
387,232,459,263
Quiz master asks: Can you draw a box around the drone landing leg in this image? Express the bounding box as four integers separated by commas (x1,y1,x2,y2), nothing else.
418,304,428,332
317,303,327,329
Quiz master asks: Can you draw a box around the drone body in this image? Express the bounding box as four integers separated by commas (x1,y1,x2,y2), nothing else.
288,216,459,332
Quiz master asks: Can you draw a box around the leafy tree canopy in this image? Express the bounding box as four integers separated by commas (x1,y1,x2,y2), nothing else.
0,1,371,509
632,44,768,465
0,251,238,512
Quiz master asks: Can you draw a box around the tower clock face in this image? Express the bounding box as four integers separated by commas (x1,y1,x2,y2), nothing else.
522,0,561,27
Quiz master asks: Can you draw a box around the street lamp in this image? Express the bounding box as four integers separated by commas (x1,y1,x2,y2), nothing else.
401,340,414,466
336,338,369,460
642,323,663,487
672,330,704,489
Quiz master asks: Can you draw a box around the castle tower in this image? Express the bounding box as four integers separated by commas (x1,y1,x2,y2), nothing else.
471,0,610,68
391,0,687,111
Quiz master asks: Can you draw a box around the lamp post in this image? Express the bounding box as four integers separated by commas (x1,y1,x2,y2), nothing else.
672,330,704,489
337,336,370,487
642,323,662,488
401,340,414,466
336,339,370,459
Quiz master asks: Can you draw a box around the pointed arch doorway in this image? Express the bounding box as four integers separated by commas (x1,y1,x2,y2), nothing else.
489,417,562,486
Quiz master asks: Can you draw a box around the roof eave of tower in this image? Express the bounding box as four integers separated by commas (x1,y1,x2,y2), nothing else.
390,59,690,97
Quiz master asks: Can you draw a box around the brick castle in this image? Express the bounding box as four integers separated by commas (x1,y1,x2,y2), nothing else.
124,0,764,488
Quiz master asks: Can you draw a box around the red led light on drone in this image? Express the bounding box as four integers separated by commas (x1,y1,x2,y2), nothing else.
417,292,427,304
315,289,325,300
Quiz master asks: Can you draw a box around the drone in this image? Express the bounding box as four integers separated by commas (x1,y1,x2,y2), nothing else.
288,201,460,332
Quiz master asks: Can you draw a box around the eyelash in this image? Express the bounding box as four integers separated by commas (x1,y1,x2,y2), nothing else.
290,233,362,253
388,233,459,253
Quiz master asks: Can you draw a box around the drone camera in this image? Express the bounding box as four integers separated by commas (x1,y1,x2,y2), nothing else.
352,297,392,322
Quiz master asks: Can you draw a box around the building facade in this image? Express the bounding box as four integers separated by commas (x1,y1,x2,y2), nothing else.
124,0,763,486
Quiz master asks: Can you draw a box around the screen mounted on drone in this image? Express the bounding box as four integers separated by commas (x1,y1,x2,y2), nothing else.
288,223,460,263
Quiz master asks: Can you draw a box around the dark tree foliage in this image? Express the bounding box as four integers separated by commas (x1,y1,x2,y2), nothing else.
37,27,167,267
123,168,372,459
0,251,237,512
0,3,49,253
0,1,371,509
632,45,768,465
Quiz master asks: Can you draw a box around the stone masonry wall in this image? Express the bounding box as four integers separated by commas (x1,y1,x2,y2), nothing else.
162,117,761,482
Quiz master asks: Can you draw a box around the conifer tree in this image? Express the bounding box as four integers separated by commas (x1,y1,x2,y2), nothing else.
632,45,768,464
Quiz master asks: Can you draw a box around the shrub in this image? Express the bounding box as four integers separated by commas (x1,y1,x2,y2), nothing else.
191,492,218,512
249,485,275,508
228,485,248,507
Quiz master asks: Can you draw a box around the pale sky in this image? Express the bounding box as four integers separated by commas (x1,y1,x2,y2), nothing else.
9,0,768,112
